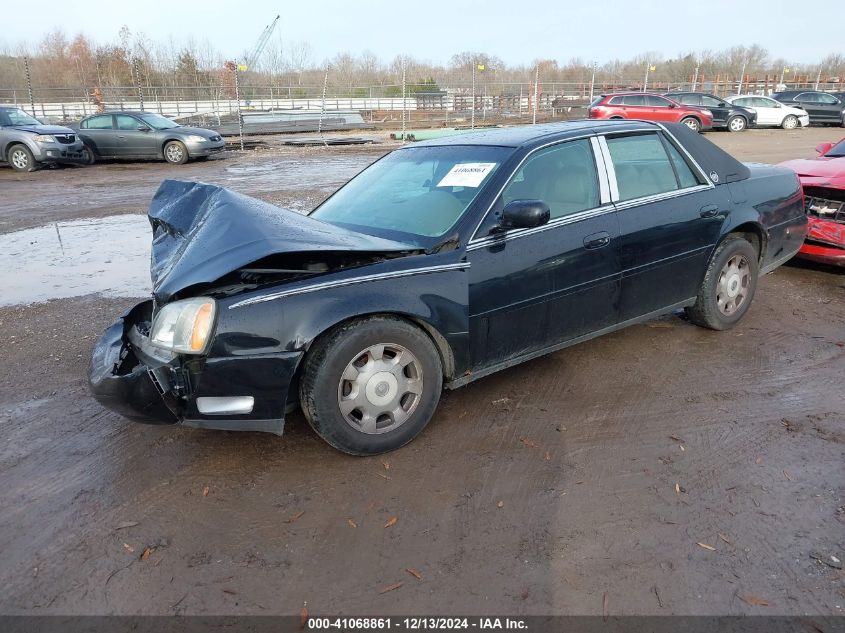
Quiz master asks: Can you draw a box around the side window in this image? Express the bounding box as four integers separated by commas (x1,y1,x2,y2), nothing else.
645,95,670,107
115,115,140,130
606,133,699,201
84,115,113,130
676,95,700,106
607,96,624,105
817,93,838,104
795,92,817,103
502,139,600,220
754,98,774,108
664,141,702,189
733,98,752,107
700,95,722,107
623,95,647,106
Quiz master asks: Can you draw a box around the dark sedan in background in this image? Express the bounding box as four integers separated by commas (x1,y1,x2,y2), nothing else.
89,120,807,455
667,92,757,132
73,111,225,164
772,91,845,127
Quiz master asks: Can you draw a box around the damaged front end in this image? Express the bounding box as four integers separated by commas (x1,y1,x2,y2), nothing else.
801,184,845,266
89,179,421,434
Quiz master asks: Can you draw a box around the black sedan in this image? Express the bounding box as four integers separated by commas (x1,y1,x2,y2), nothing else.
89,120,807,455
772,91,845,127
666,92,757,132
73,111,225,164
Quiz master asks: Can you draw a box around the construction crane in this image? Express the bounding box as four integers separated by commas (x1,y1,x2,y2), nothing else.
242,14,280,71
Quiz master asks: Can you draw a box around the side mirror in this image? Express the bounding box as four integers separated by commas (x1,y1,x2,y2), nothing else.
500,200,550,231
137,125,151,132
815,142,834,155
669,102,677,108
719,102,727,107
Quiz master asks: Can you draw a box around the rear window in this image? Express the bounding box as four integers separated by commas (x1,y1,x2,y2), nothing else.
83,115,113,130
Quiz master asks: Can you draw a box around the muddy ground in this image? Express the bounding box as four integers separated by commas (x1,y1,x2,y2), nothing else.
0,127,843,616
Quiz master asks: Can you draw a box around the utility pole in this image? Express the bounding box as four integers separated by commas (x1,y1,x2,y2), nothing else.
692,59,700,91
532,64,539,124
401,58,407,140
588,61,597,102
643,61,649,93
23,56,34,115
471,61,476,130
814,67,823,91
737,58,748,94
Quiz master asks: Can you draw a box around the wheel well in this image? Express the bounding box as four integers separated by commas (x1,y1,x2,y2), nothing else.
726,223,766,264
609,115,624,119
299,312,457,381
161,138,185,153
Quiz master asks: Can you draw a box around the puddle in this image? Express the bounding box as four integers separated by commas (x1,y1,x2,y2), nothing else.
223,156,372,190
0,215,152,306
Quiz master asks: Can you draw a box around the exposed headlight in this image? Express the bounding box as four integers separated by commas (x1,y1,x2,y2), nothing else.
150,297,216,354
32,134,55,143
184,134,207,143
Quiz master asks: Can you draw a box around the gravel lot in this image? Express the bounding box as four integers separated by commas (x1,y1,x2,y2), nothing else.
0,126,843,616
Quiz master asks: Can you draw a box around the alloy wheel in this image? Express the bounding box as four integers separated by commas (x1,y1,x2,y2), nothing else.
165,144,184,163
10,149,29,170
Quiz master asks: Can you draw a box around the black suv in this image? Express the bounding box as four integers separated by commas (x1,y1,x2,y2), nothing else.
772,91,845,126
665,92,756,132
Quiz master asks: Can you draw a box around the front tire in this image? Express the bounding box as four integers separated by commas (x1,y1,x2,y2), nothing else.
685,236,759,331
781,115,799,130
681,117,701,132
299,316,443,455
8,144,36,172
80,145,96,165
727,115,747,132
163,140,188,164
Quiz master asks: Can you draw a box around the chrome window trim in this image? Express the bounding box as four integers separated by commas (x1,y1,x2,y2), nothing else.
228,262,471,309
467,130,641,245
596,136,619,201
589,136,611,203
612,185,713,211
466,204,616,251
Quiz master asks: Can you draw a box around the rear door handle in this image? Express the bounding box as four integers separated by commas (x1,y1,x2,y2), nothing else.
699,204,720,218
584,231,611,249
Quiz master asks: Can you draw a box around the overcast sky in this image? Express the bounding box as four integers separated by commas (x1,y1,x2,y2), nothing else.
4,0,840,66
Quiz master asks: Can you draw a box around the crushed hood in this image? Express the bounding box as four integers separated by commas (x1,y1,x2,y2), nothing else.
149,180,415,302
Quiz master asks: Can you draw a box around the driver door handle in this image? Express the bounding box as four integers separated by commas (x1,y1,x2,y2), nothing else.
699,204,720,218
584,231,611,249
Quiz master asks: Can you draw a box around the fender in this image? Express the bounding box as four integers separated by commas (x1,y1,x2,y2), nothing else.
214,256,472,378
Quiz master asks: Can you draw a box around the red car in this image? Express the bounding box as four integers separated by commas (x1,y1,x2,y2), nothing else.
780,138,845,267
589,92,713,132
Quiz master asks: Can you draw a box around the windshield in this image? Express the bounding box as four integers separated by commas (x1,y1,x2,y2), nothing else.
138,113,179,130
824,139,845,157
311,145,510,242
0,108,41,127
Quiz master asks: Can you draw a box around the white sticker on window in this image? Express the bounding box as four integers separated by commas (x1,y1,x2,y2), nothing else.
436,162,497,188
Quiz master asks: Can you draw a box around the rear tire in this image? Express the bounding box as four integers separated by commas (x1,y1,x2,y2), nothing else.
163,140,188,164
7,144,36,172
299,316,443,455
685,236,758,331
681,117,701,132
781,115,799,130
727,115,747,132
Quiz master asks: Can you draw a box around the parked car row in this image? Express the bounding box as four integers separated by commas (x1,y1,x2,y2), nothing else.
589,89,845,131
0,106,225,172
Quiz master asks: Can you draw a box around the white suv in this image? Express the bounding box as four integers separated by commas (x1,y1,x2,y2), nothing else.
724,95,810,130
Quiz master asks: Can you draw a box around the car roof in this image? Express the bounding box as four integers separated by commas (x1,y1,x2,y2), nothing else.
82,110,151,118
411,119,660,149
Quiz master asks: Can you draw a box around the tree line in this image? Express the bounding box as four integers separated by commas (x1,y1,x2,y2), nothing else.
1,27,843,99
